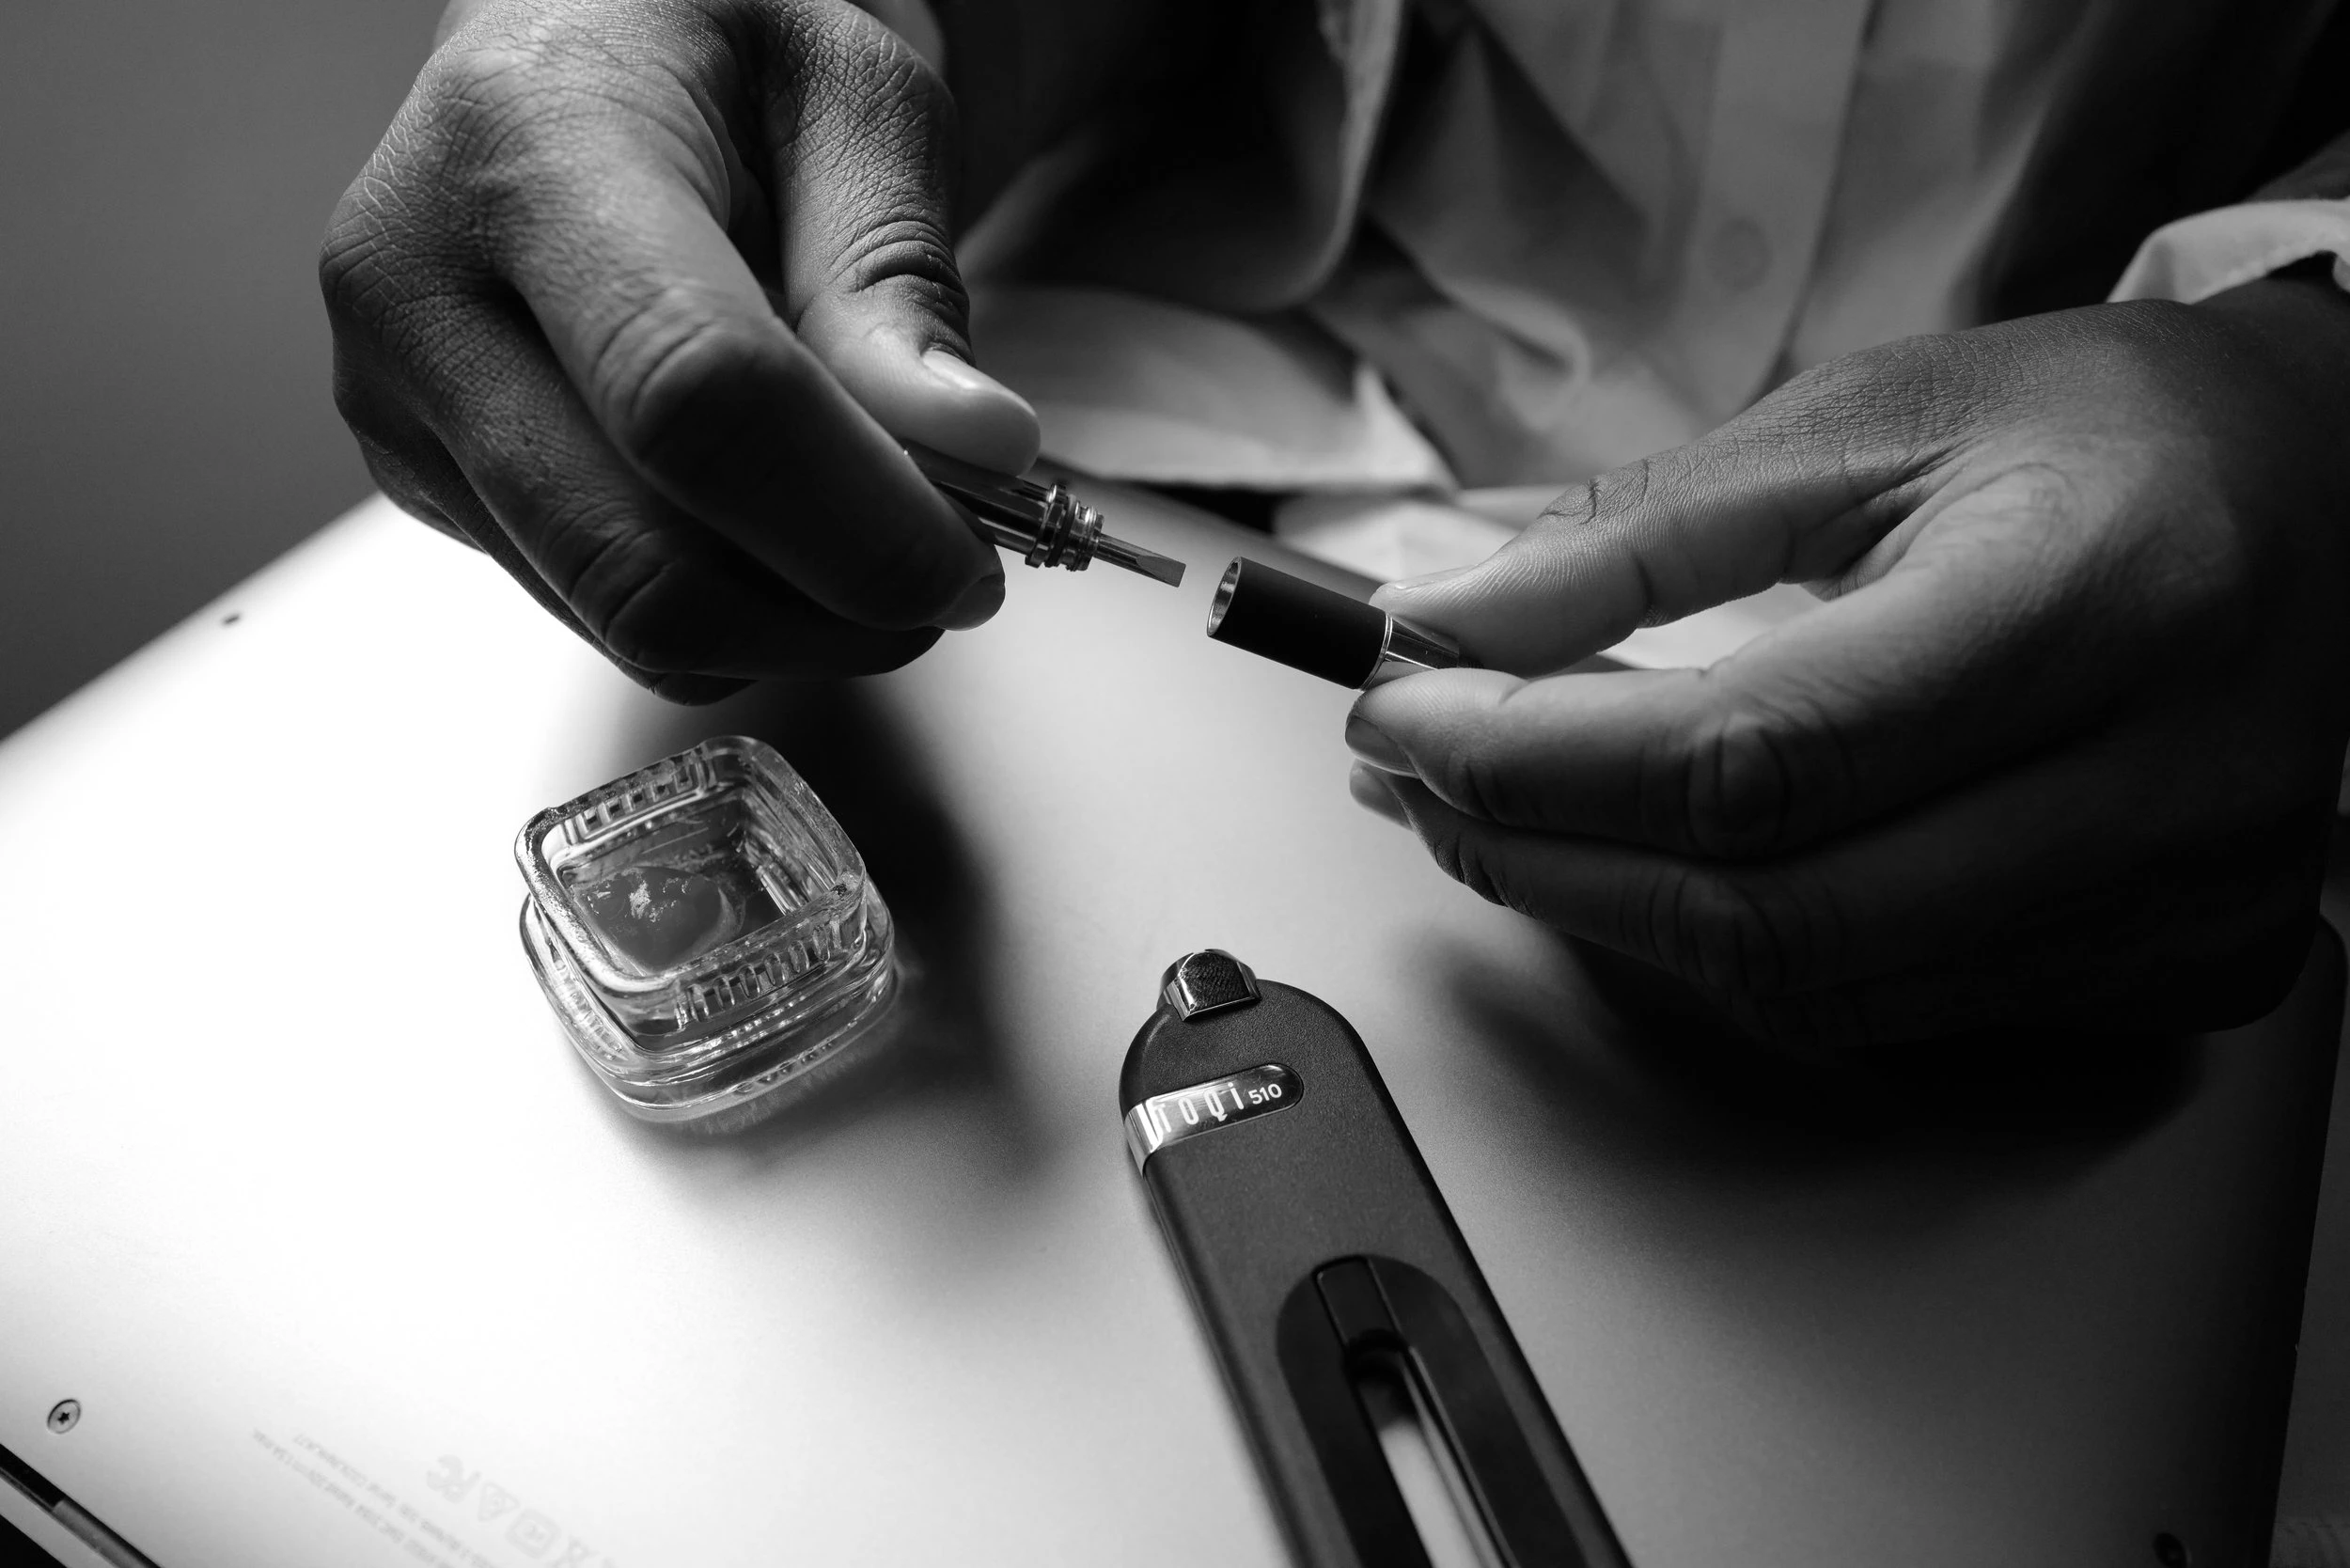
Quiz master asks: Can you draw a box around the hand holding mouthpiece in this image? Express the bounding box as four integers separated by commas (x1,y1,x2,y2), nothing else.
1205,557,1469,687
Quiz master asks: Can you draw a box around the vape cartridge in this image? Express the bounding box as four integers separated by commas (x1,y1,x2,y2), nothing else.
907,444,1185,587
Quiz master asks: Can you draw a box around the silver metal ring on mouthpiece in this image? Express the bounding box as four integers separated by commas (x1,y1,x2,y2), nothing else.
1369,617,1466,685
1206,558,1244,636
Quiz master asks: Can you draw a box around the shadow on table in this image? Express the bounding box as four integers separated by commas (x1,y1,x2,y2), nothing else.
1432,928,2203,1231
592,678,1039,1181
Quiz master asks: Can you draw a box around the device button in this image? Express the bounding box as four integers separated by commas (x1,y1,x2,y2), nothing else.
1161,949,1261,1018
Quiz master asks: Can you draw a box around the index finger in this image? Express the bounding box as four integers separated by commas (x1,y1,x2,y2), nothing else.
1371,343,1982,676
1352,466,2177,860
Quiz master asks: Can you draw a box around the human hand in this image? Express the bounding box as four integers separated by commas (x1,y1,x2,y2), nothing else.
321,0,1042,699
1348,282,2350,1045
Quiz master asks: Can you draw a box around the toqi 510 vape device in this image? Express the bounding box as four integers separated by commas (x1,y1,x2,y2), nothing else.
1122,952,1627,1568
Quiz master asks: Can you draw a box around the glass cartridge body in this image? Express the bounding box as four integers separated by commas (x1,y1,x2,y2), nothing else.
515,736,899,1132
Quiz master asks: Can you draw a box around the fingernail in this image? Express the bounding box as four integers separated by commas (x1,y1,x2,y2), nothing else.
1344,713,1412,774
938,571,1005,631
922,348,1026,406
1349,764,1410,826
1381,563,1478,596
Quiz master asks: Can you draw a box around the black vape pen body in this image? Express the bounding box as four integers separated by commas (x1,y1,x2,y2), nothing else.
1121,962,1628,1568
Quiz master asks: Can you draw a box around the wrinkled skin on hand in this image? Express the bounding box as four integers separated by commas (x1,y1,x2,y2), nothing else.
1348,281,2350,1047
321,0,1051,699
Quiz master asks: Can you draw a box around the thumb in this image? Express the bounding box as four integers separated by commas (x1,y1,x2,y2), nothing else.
768,7,1040,474
1371,355,1953,676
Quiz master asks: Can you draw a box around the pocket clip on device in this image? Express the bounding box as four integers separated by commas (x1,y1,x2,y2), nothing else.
1121,951,1627,1568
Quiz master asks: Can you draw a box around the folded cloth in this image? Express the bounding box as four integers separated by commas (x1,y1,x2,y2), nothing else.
2112,197,2350,305
970,284,1451,493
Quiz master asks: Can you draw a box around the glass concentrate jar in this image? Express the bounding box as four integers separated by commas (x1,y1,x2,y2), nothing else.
516,736,900,1133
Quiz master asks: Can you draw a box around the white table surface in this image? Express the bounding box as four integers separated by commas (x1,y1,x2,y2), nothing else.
2,490,2347,1568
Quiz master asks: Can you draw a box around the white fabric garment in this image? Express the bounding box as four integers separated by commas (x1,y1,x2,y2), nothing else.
973,0,2134,492
2113,197,2350,303
972,0,2350,479
957,0,2350,667
969,285,1452,488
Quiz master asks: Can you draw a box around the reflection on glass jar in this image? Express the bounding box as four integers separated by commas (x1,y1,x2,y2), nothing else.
515,735,901,1133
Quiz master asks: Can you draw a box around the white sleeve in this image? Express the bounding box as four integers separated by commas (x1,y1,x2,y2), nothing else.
2109,197,2350,304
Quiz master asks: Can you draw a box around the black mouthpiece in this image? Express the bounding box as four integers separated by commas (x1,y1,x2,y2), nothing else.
1205,558,1388,687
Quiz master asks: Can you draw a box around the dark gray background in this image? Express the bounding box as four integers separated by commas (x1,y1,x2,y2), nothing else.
0,0,443,740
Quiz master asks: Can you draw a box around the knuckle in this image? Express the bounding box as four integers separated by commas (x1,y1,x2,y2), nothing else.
825,213,965,319
1650,868,1755,994
411,30,650,228
602,573,721,673
421,35,567,151
1670,695,1840,857
1652,867,1834,1000
318,199,396,324
1749,335,1983,476
358,450,467,546
346,418,443,510
1432,742,1523,828
1423,822,1514,913
320,148,462,331
1539,458,1677,620
791,3,951,121
319,81,507,340
1593,457,1657,524
1827,334,1976,424
329,351,389,438
562,522,720,673
1540,458,1656,535
772,7,951,177
772,13,963,322
846,30,950,135
1528,479,1592,537
603,309,761,475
